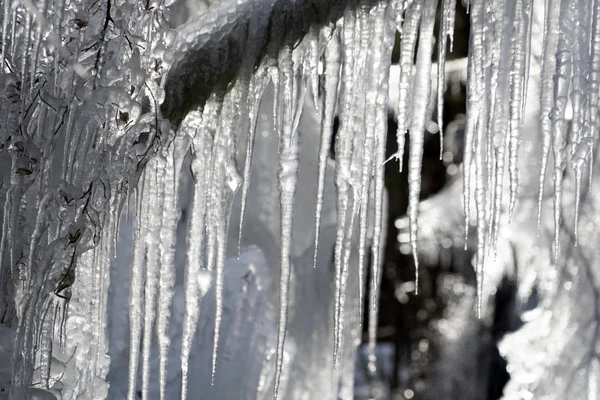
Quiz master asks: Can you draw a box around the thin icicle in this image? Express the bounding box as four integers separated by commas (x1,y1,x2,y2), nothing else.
537,0,560,233
569,0,592,235
368,94,387,380
507,0,528,218
273,45,301,400
335,194,359,367
437,0,457,157
333,3,370,366
356,15,380,320
490,0,513,253
238,67,269,256
127,181,147,400
408,0,437,293
156,150,178,400
393,0,424,169
181,109,209,400
313,30,341,269
368,1,394,377
211,89,242,384
141,162,163,400
467,0,488,314
550,0,573,261
331,9,356,369
463,0,487,249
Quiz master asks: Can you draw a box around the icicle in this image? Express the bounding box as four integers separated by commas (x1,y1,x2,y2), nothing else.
393,0,424,169
127,180,148,400
238,67,269,256
356,18,377,320
141,162,163,400
313,30,341,269
537,0,560,232
211,88,242,384
437,0,457,157
273,45,301,400
331,8,356,370
507,0,528,218
335,194,358,367
368,107,386,379
337,8,357,161
202,101,222,382
408,0,437,293
464,0,487,310
519,0,534,128
368,1,394,377
463,0,487,250
489,0,514,253
550,0,573,261
333,3,371,367
181,109,208,400
569,0,592,240
156,150,178,400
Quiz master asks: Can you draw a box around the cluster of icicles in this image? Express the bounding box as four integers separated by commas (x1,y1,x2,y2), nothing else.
1,0,600,398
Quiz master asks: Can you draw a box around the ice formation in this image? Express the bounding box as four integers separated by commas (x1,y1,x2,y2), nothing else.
1,0,600,398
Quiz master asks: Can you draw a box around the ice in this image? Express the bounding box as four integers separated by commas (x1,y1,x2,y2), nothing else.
550,0,572,260
127,182,148,400
313,27,340,270
407,0,437,292
437,0,457,156
180,108,209,400
272,44,302,400
156,148,178,400
238,66,270,257
392,0,423,170
3,0,600,398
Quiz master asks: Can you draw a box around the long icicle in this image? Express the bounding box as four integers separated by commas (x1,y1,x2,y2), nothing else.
141,161,163,400
180,109,208,400
368,0,394,377
536,0,560,232
312,28,341,269
273,44,301,400
507,0,528,218
332,8,357,369
238,66,269,257
127,178,148,400
156,149,178,400
211,88,242,384
551,0,573,261
407,0,438,293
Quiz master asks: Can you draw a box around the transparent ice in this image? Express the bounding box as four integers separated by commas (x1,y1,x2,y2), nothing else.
0,0,599,399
